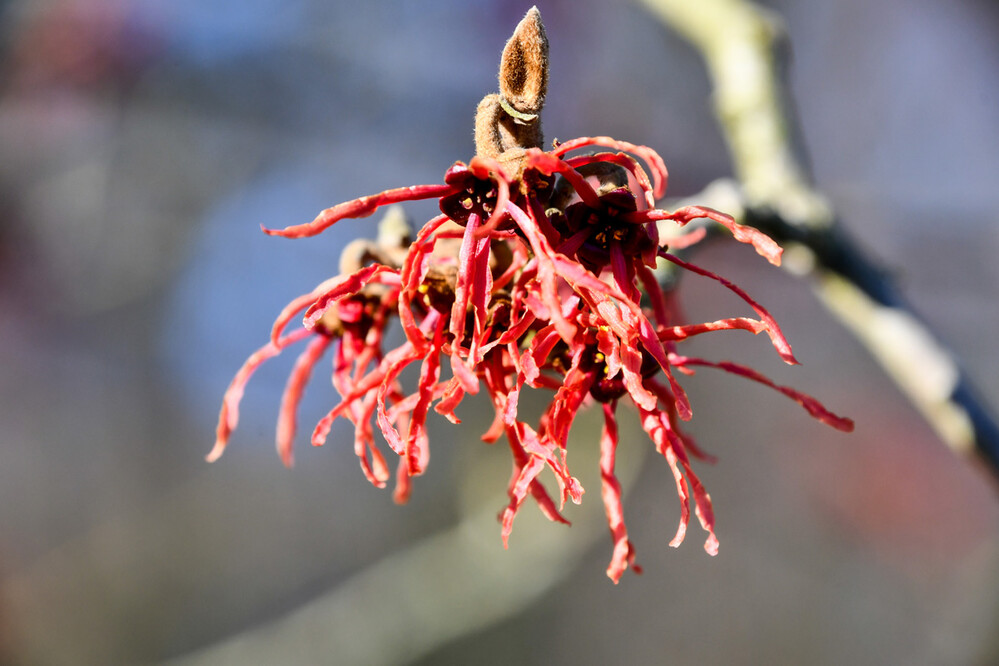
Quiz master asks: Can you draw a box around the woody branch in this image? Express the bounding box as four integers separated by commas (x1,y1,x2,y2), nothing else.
636,0,999,479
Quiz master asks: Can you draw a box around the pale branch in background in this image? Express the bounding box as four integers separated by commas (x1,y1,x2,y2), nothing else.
637,0,999,476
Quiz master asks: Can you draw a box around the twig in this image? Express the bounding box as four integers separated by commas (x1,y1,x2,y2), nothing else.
636,0,999,476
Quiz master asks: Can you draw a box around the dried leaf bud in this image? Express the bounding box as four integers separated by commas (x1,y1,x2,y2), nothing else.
475,7,549,163
499,6,549,116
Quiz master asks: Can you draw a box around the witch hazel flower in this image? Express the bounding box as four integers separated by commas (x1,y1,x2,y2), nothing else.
209,7,853,583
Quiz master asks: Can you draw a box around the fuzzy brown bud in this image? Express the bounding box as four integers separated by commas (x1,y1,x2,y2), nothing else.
474,7,549,164
499,6,548,116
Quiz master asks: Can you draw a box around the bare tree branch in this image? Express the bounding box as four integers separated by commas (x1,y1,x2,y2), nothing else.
636,0,999,476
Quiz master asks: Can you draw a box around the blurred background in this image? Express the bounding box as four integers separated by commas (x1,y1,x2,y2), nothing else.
1,0,998,663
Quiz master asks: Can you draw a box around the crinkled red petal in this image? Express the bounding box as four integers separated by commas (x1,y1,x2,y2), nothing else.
311,340,416,446
433,379,465,424
263,184,456,238
376,347,425,456
673,356,855,432
302,264,400,330
505,200,578,341
599,402,639,583
658,317,768,341
468,156,512,237
639,403,717,553
392,456,413,505
524,149,602,209
551,136,668,200
661,251,799,365
565,151,656,210
276,334,332,467
638,206,782,266
208,327,312,463
271,284,334,345
399,214,451,346
547,355,594,453
406,318,445,475
448,212,491,393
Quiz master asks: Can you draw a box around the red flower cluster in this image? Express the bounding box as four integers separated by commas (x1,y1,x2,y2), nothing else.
209,135,853,583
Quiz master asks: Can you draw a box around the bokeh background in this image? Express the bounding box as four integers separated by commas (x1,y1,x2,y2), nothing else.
2,0,998,663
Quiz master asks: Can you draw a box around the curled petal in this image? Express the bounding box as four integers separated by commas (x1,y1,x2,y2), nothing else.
407,319,446,475
618,329,658,411
500,421,576,547
399,214,452,346
276,335,333,467
303,264,400,330
662,447,692,549
524,325,561,385
468,156,513,236
501,451,548,547
638,206,782,266
375,309,443,456
352,396,390,488
639,404,717,554
505,200,578,341
677,448,719,556
271,286,333,345
529,482,572,526
481,307,536,356
524,149,602,209
636,262,670,328
547,357,594,453
551,136,668,199
638,406,691,547
448,212,491,393
565,151,656,210
600,402,639,583
393,456,413,505
609,242,637,302
481,409,506,443
311,341,417,447
376,348,424,456
327,321,392,487
521,427,584,510
433,379,466,424
658,317,768,341
208,328,312,463
595,326,620,375
676,205,782,266
661,251,799,365
263,184,456,238
673,356,855,432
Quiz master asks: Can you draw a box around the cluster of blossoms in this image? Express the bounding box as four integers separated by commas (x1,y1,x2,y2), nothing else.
208,8,852,583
